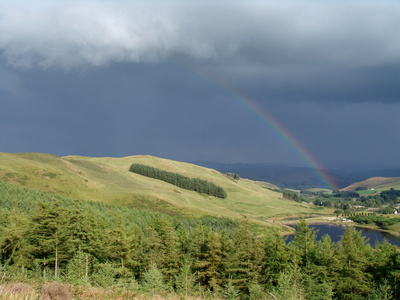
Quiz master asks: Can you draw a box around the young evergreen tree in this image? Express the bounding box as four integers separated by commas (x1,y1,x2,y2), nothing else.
289,219,318,298
336,226,373,299
188,223,211,258
143,215,181,283
176,223,190,254
174,256,198,297
142,263,171,296
91,262,117,287
64,203,104,256
262,228,293,286
66,248,91,285
27,201,72,278
312,234,338,299
105,221,138,281
271,264,305,300
0,209,31,268
142,225,164,270
371,239,400,299
194,231,226,291
225,219,264,294
290,219,317,268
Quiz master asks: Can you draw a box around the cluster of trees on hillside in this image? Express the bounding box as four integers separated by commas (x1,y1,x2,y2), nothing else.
332,191,360,199
1,180,400,299
225,173,240,180
350,214,400,230
129,163,227,199
300,188,400,216
381,188,400,202
283,191,302,202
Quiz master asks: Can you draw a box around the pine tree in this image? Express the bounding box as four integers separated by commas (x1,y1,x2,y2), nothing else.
225,219,264,294
105,220,138,281
336,226,373,299
27,201,71,279
371,239,399,299
174,256,198,297
271,264,305,300
176,223,190,254
289,219,318,298
194,231,226,291
0,209,31,268
143,215,181,283
311,235,338,299
262,228,293,286
188,223,211,258
66,248,91,285
290,219,317,268
64,203,106,261
142,263,170,296
142,225,164,270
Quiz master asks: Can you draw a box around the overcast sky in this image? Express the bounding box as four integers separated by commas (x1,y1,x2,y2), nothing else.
1,0,400,170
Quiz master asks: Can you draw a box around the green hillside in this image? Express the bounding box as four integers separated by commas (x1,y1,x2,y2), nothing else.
0,152,330,226
341,176,400,192
2,153,400,300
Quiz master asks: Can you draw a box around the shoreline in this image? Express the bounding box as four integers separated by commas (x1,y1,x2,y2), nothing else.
279,217,400,237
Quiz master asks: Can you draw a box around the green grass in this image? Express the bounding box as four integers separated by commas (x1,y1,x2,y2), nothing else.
342,177,400,192
0,152,334,227
357,189,384,195
388,222,400,232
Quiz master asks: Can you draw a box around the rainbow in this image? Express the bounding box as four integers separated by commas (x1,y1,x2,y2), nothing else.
170,59,337,190
219,88,337,190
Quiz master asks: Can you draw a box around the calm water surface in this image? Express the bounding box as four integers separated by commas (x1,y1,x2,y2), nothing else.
288,224,400,247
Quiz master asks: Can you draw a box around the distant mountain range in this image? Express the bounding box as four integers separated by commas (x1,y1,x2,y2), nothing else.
193,161,400,190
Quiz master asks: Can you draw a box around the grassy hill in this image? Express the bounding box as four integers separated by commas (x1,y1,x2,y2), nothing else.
341,176,400,192
0,152,332,227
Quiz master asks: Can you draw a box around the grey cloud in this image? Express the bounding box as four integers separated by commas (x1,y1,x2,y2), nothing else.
1,1,399,69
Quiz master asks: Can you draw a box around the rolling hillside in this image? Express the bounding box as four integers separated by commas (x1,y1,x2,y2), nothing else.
341,176,400,192
0,152,331,226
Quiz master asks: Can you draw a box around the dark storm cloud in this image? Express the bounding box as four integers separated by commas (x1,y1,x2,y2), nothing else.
1,1,399,77
1,1,399,106
206,61,400,104
1,1,400,168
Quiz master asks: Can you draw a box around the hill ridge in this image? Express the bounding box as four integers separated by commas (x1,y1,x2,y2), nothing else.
341,176,400,191
0,152,330,226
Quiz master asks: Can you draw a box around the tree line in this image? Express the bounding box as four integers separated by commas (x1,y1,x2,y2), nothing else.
129,163,227,199
1,180,400,299
350,214,400,230
300,188,400,217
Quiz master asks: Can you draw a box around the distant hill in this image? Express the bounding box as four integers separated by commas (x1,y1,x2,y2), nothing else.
341,177,400,192
0,152,331,226
194,161,400,190
193,161,356,189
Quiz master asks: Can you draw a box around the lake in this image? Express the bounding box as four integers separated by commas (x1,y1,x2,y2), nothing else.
287,223,400,247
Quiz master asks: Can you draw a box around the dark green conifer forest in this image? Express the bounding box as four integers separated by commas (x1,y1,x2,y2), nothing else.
1,179,400,299
129,163,227,199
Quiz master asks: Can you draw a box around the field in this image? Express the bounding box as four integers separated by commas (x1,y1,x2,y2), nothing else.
0,152,333,228
356,189,383,195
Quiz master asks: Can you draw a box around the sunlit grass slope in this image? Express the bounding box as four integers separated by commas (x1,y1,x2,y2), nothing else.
0,152,330,226
341,177,400,192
